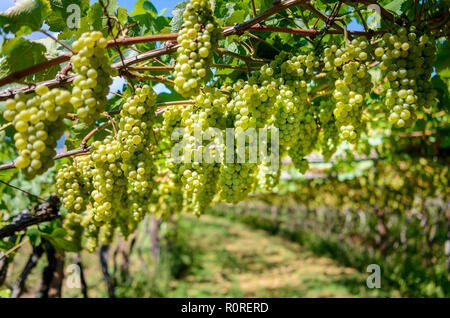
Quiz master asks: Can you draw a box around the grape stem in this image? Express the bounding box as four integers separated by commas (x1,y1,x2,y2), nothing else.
0,122,12,131
0,180,45,202
103,113,118,138
127,72,175,86
215,48,270,64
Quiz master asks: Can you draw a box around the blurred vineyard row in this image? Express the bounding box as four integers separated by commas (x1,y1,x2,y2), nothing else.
210,158,450,297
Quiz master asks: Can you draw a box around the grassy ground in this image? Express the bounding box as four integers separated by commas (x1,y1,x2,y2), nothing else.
163,215,398,297
5,214,400,297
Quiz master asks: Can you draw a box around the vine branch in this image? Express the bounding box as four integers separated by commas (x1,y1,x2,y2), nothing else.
0,194,60,239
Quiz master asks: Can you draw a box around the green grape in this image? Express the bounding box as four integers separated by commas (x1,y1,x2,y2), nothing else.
331,37,372,143
57,85,159,249
316,99,340,161
151,174,184,220
100,220,116,246
56,158,92,214
71,31,117,124
167,87,228,214
257,133,281,191
118,85,158,196
376,26,437,128
3,86,71,178
81,210,101,252
63,213,84,251
218,60,284,203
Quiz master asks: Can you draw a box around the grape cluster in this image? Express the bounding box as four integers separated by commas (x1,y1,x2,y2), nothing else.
56,156,92,214
58,86,159,250
118,85,158,195
217,68,281,202
57,154,95,251
71,31,117,124
174,0,221,97
3,86,71,178
180,162,220,214
316,99,340,162
167,87,227,214
257,131,281,191
163,104,184,138
151,172,184,219
63,213,84,251
274,53,318,148
375,26,437,127
90,136,128,223
331,38,372,143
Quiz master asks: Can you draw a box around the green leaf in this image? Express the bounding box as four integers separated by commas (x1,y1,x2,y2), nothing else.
156,89,184,103
384,0,408,15
130,0,154,15
0,37,53,82
0,289,12,298
254,0,274,12
225,9,245,25
435,40,450,73
117,6,128,25
143,1,157,14
170,1,188,32
0,240,15,252
71,122,93,140
431,74,450,112
41,228,78,253
0,0,50,36
27,227,42,247
87,0,118,34
368,67,381,83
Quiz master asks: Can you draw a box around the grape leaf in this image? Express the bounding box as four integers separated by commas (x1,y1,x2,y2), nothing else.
87,0,118,34
117,6,128,25
435,40,450,73
27,227,42,247
383,0,408,15
41,228,79,253
226,9,245,25
71,122,94,140
170,1,188,32
0,0,50,36
254,0,274,12
0,37,49,81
